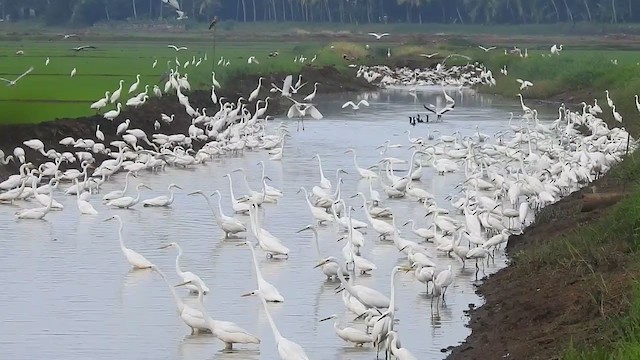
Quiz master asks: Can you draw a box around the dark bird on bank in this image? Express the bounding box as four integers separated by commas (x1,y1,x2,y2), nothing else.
71,45,96,52
208,16,219,29
342,53,356,61
269,51,279,57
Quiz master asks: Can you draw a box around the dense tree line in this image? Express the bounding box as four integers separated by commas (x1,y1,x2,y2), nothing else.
1,0,639,26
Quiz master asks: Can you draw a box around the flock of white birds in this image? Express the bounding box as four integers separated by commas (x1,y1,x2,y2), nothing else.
0,37,637,360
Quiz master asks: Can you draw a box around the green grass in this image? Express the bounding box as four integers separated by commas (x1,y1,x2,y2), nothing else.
564,284,640,360
0,38,353,124
470,49,640,137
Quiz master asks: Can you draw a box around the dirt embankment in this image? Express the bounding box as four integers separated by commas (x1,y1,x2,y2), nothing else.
447,171,634,359
0,65,375,181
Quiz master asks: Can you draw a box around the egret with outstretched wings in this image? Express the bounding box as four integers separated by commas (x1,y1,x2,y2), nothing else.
0,66,34,87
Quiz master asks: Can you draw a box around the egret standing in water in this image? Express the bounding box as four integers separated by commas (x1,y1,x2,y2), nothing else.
158,242,210,294
105,215,154,269
253,290,310,360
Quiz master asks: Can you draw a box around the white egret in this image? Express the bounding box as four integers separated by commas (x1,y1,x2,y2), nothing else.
342,99,370,111
319,314,373,347
142,183,182,207
316,257,390,309
102,171,135,202
387,331,418,360
175,280,260,350
254,290,309,360
106,183,150,209
239,241,284,302
15,186,53,220
297,224,346,280
105,215,154,269
158,242,210,294
74,179,98,215
344,148,377,178
248,203,290,258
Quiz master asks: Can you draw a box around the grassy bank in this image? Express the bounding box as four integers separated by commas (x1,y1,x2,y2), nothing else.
471,49,640,135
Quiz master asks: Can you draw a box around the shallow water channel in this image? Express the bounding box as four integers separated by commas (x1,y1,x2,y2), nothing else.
0,87,556,359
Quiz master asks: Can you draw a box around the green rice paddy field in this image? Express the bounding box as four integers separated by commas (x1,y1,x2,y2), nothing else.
0,39,347,124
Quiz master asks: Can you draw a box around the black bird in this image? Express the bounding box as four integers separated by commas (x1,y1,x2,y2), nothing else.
409,116,416,126
208,16,219,30
71,45,96,52
269,51,279,57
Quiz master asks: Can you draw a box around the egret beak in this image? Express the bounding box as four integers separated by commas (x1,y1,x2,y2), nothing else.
158,244,172,249
319,316,334,322
142,184,152,190
103,217,113,222
354,312,367,321
402,221,410,227
264,176,272,182
174,185,183,190
399,245,409,252
339,169,349,175
376,312,390,323
231,168,243,173
240,292,253,297
209,191,219,197
174,280,192,287
235,242,248,247
295,226,311,233
314,260,328,269
187,191,200,196
349,194,359,199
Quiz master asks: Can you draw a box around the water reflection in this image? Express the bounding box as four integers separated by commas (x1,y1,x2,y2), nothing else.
0,86,558,359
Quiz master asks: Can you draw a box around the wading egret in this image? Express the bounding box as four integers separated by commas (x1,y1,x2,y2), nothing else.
239,241,284,302
105,215,154,269
176,279,260,350
158,242,210,294
142,183,182,207
254,290,309,360
319,314,373,346
106,183,150,209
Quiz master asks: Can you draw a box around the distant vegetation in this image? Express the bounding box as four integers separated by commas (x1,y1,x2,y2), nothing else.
3,0,640,27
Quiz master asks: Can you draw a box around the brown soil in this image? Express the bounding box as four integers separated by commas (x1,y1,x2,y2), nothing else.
447,173,635,359
0,65,374,181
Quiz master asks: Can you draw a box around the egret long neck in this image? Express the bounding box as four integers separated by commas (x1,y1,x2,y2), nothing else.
156,268,184,313
259,293,283,341
175,246,185,277
247,242,265,283
117,218,126,252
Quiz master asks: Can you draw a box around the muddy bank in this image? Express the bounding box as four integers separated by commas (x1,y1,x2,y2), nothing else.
447,169,633,359
0,65,375,181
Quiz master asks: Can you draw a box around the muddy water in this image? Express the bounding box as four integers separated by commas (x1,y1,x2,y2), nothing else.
0,87,555,360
